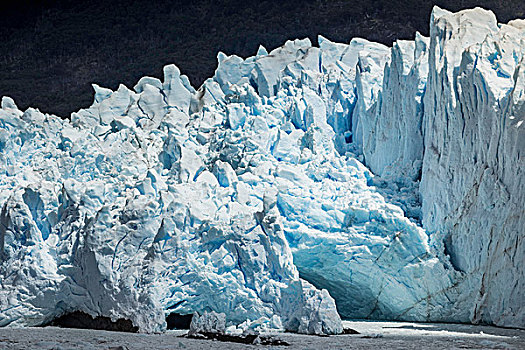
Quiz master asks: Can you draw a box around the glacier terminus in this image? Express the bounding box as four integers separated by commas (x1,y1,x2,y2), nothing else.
0,6,523,334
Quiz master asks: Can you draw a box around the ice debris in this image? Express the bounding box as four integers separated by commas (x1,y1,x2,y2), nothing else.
186,311,289,345
188,311,226,336
0,6,523,333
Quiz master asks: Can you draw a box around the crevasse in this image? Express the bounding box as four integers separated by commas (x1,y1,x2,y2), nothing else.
0,6,523,333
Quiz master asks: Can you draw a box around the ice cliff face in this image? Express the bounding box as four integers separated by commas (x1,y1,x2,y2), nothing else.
356,7,525,327
422,8,525,327
0,6,523,333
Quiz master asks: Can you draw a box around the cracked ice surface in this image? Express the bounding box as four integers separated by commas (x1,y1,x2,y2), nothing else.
0,6,523,333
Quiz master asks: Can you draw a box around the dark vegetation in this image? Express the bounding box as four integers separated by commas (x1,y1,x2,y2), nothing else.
1,0,524,117
45,311,138,332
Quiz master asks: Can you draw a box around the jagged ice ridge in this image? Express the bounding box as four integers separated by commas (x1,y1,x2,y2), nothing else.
0,6,523,333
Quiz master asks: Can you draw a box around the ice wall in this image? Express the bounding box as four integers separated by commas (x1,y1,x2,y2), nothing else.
0,6,523,333
421,8,525,327
355,7,525,327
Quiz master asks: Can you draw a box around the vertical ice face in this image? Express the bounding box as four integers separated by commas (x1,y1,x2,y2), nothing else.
419,7,525,327
364,34,429,184
0,6,523,333
352,6,525,327
350,35,430,220
351,40,391,156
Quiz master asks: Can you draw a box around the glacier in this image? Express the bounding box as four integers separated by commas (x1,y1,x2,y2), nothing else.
0,6,523,334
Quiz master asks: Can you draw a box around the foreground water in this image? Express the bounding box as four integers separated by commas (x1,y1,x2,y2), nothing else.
0,321,523,349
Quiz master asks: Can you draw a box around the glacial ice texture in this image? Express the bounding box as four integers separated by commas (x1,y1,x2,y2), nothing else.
351,7,525,327
0,6,523,333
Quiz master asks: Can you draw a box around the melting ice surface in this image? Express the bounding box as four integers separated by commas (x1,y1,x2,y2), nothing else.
0,7,523,333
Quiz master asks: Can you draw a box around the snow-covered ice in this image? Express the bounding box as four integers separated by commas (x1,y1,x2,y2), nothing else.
0,6,523,334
